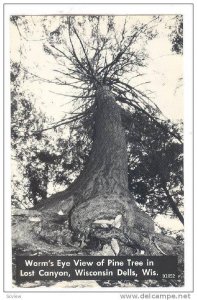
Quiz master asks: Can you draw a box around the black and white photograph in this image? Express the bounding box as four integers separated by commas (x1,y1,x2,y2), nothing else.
2,2,194,295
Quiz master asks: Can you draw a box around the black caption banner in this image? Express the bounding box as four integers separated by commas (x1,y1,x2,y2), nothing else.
16,256,178,283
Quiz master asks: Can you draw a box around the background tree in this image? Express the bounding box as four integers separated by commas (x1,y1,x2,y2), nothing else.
11,61,73,207
127,111,183,224
168,15,183,55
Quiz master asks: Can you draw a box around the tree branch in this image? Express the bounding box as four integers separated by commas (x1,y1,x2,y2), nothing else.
118,97,183,144
32,114,85,135
72,26,99,84
49,90,94,99
161,181,184,224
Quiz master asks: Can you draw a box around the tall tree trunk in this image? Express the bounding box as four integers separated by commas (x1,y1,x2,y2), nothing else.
69,85,137,237
79,85,129,198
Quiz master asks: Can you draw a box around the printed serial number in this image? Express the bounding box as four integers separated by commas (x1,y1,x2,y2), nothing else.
162,273,176,279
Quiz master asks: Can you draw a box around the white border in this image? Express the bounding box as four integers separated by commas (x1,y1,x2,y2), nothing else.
3,1,194,295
